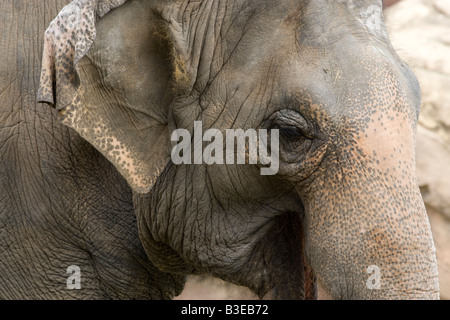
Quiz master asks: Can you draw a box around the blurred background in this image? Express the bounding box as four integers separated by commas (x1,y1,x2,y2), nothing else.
175,0,450,300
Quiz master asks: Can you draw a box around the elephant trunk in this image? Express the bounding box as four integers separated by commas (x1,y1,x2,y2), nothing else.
292,48,440,299
298,100,439,300
303,168,439,299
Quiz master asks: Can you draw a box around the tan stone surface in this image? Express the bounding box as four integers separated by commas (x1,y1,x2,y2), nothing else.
174,275,257,300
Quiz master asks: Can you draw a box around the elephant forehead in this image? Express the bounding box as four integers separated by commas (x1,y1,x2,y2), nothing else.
275,43,420,133
297,0,388,47
166,1,398,128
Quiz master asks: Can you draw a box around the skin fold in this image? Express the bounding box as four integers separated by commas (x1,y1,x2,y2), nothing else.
0,0,439,299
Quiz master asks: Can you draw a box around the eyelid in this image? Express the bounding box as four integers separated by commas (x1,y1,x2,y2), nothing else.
269,110,311,137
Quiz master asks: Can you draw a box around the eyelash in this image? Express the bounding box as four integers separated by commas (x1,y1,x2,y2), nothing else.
277,126,305,139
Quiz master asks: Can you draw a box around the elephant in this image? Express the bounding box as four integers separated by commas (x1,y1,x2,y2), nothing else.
0,0,439,299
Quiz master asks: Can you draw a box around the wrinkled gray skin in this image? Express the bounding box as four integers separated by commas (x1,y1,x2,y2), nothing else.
0,0,171,299
1,0,439,299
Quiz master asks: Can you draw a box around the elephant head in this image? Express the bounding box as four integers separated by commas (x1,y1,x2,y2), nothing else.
39,0,439,299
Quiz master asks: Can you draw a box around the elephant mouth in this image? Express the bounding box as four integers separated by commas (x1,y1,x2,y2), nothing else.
302,256,318,299
256,210,317,300
260,238,317,300
297,219,318,300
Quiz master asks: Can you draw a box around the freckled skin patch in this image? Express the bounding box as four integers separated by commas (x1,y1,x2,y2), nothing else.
38,0,127,107
39,0,168,194
286,51,439,299
39,0,439,299
59,99,153,193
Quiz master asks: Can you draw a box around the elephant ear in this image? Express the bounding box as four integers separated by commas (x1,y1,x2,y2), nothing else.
38,0,175,194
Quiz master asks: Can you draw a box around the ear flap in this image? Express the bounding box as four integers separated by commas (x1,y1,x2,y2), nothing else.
38,0,174,194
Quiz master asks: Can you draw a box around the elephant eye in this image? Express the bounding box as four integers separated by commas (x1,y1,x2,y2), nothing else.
277,125,312,152
269,110,312,137
278,126,306,139
267,110,313,153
